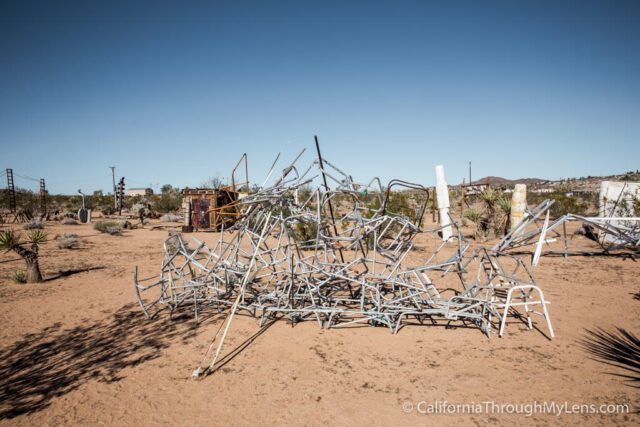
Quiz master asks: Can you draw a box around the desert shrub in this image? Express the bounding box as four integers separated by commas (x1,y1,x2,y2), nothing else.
57,233,80,249
494,195,511,234
549,194,587,218
61,218,78,225
461,189,513,240
62,210,77,219
384,192,415,219
23,219,45,230
290,219,319,246
463,208,486,240
296,184,313,204
154,185,182,213
496,196,511,216
160,213,182,222
105,225,123,235
131,203,148,215
164,231,190,254
528,191,594,218
463,208,483,223
11,271,27,284
94,221,123,235
100,205,116,215
360,193,382,218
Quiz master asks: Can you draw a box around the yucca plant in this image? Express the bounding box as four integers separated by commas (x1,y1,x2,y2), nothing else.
11,271,27,284
495,196,511,215
0,229,47,283
463,208,485,240
495,196,512,234
479,188,499,212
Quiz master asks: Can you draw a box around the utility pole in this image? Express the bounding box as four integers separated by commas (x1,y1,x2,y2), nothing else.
468,161,472,185
109,166,117,209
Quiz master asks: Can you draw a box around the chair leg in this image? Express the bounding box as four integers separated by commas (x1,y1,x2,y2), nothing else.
524,299,533,329
537,288,555,339
499,292,513,337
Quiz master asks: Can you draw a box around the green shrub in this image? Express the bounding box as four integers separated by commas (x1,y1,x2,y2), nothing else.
153,185,182,213
528,191,595,218
463,208,487,240
292,220,318,243
100,205,116,215
11,271,27,284
384,192,415,219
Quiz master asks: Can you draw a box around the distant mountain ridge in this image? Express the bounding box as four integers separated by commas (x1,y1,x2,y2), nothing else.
469,176,547,186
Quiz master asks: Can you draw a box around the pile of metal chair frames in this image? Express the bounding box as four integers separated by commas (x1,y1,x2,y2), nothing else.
135,146,556,342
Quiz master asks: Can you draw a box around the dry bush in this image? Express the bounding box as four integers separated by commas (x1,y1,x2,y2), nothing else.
57,233,80,249
23,219,45,230
160,214,182,222
94,221,123,235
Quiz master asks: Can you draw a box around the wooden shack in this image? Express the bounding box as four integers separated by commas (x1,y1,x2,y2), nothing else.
181,186,244,231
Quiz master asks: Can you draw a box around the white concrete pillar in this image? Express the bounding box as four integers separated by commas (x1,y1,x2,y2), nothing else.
510,184,527,231
435,165,452,240
183,200,192,227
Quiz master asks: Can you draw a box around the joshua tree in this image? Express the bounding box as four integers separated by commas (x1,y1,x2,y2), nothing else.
0,229,46,283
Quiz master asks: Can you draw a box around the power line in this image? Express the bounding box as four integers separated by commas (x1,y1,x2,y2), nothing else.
13,172,41,183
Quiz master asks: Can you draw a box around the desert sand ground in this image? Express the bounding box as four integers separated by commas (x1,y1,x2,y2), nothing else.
0,219,638,426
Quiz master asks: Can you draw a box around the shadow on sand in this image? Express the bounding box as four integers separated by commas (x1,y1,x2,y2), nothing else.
44,266,107,281
0,303,216,419
579,327,640,388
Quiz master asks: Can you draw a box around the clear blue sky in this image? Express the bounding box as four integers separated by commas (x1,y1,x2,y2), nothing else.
1,0,638,194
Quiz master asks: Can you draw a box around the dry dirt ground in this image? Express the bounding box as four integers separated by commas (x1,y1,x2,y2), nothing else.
0,220,638,426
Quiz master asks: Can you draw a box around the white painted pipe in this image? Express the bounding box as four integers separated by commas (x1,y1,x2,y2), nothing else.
510,184,527,231
435,165,452,241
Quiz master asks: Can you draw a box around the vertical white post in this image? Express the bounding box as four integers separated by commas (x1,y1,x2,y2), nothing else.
599,181,610,217
435,165,452,241
510,184,527,231
183,199,191,228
